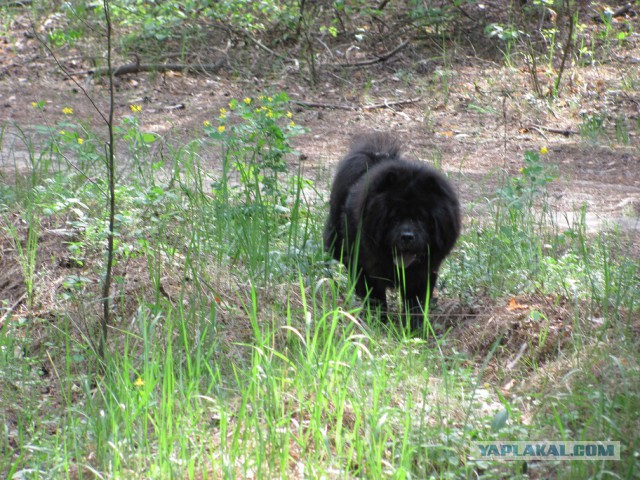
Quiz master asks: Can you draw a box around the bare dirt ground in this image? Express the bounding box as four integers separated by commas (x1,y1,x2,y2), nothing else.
1,5,639,384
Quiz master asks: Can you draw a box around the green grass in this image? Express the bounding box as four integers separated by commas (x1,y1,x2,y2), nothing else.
0,97,638,479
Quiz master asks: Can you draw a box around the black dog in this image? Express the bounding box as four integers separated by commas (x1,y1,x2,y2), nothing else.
324,132,461,329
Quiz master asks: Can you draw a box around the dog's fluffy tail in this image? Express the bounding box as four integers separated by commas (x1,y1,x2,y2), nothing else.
348,132,402,163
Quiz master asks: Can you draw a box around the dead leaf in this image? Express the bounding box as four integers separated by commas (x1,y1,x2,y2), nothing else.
507,297,529,311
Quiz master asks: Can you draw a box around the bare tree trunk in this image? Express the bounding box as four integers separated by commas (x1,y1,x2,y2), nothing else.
99,0,116,361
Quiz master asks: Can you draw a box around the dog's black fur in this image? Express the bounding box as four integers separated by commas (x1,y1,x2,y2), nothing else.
324,132,461,329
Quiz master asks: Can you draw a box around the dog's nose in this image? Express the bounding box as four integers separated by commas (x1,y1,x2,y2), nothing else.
400,231,415,245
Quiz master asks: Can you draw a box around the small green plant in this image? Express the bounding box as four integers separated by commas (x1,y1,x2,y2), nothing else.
576,28,594,66
204,92,313,281
616,29,631,47
408,1,453,32
593,7,635,57
111,1,190,41
117,105,159,182
208,93,304,204
485,23,522,67
614,114,630,145
47,28,83,47
112,0,299,44
496,149,556,214
579,113,606,143
541,26,558,68
597,8,615,52
4,212,39,310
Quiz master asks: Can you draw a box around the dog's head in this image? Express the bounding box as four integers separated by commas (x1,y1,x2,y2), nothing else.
361,162,461,269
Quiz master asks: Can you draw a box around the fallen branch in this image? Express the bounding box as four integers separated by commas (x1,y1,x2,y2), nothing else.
241,30,295,63
99,0,116,362
292,96,421,111
527,125,548,141
0,292,27,326
593,3,634,22
327,39,410,68
82,61,225,77
527,124,578,136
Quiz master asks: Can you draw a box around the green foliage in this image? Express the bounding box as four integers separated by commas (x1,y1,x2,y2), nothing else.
485,23,522,65
110,0,192,41
206,0,299,32
35,1,95,49
110,0,300,42
46,28,83,47
614,114,630,145
4,210,38,309
446,148,637,317
1,1,639,462
203,92,317,281
496,149,557,213
206,92,304,205
455,149,559,295
485,23,522,43
579,113,606,143
408,0,454,30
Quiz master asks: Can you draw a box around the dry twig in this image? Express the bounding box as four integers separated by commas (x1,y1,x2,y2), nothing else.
292,96,421,111
326,40,410,68
527,124,578,136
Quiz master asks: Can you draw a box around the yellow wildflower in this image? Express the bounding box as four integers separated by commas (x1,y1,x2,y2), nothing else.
130,104,142,113
31,102,37,107
203,120,211,127
218,125,226,133
77,138,84,145
286,111,293,118
243,97,251,105
60,130,66,135
289,121,295,128
266,110,274,118
134,377,145,388
62,107,73,115
540,146,548,155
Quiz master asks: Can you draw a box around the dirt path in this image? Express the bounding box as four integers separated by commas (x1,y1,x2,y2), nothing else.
2,74,638,235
